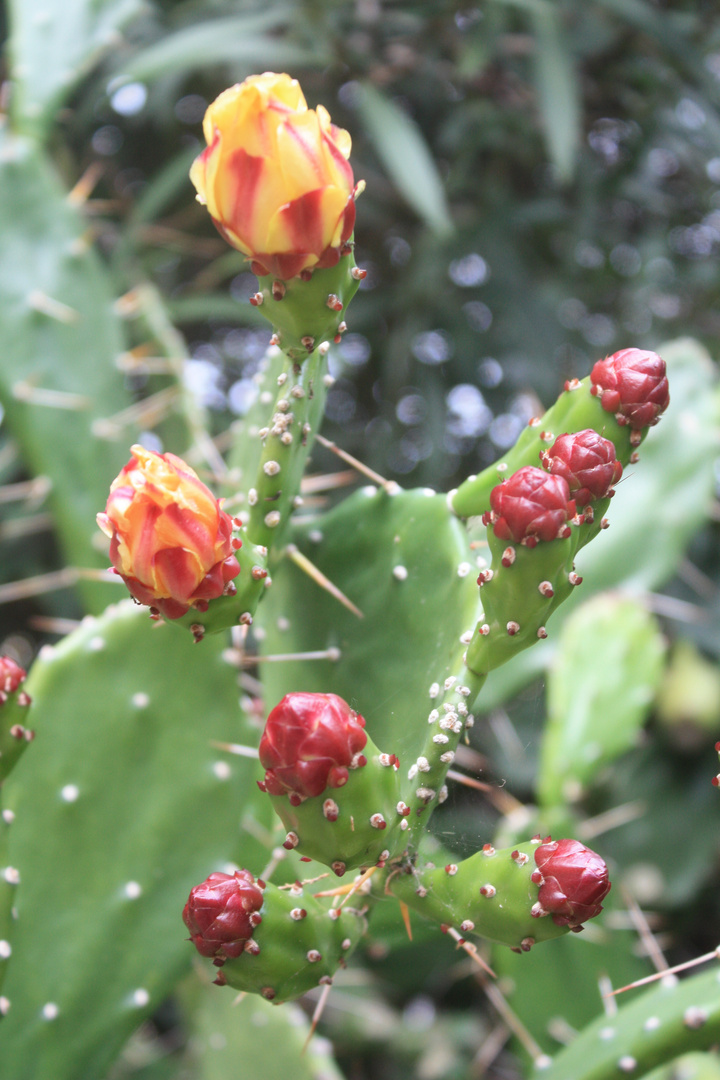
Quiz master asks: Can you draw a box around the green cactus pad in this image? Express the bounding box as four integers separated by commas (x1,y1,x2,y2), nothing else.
259,486,480,764
264,729,404,874
253,250,362,361
387,840,570,949
536,965,720,1080
0,132,142,613
218,878,365,1003
643,1053,720,1080
538,594,666,808
0,601,268,1080
189,987,346,1080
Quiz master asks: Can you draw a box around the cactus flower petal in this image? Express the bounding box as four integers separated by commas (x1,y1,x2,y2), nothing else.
97,445,240,620
533,838,611,928
191,73,357,279
590,348,669,429
540,430,623,507
487,466,575,544
259,692,368,800
183,870,265,960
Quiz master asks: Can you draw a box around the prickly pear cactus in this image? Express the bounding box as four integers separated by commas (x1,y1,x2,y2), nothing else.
3,27,720,1080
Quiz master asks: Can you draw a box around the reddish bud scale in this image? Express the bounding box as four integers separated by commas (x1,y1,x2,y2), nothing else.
540,430,622,508
259,692,368,800
590,348,669,430
0,657,26,697
488,467,575,545
533,838,610,928
183,870,264,961
0,656,34,782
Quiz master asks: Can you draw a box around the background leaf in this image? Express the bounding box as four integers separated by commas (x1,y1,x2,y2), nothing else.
355,83,454,237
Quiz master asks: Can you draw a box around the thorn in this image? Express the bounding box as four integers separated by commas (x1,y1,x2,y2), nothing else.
445,769,493,793
605,947,720,997
0,475,52,507
285,544,363,619
26,290,80,324
314,865,377,905
238,647,341,666
232,991,247,1007
398,899,413,940
620,884,671,976
598,973,618,1017
12,380,89,410
446,926,496,977
577,800,645,840
314,433,395,491
210,741,260,759
67,162,105,206
472,1022,511,1076
639,592,707,625
472,959,550,1065
300,470,357,494
92,386,179,440
0,567,119,605
302,979,333,1054
27,615,81,636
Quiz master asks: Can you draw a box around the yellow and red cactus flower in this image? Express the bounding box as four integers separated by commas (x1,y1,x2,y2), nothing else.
97,445,240,620
190,72,359,280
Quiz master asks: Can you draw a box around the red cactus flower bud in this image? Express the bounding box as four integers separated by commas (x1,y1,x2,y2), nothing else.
259,692,367,800
540,430,622,508
183,870,264,960
590,348,669,429
0,657,27,697
97,445,240,620
532,838,610,929
487,466,575,545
